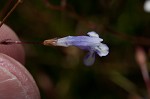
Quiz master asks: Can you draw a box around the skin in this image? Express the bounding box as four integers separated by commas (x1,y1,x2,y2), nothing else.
0,23,40,99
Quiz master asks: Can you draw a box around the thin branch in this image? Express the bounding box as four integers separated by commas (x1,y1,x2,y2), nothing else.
0,0,13,19
0,0,22,28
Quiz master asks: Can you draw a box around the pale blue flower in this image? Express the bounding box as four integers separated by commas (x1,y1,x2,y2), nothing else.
56,31,109,66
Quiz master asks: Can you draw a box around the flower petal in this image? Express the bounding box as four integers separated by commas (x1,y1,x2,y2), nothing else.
56,37,70,47
83,51,95,66
57,36,102,48
87,31,103,42
87,31,99,38
95,43,109,57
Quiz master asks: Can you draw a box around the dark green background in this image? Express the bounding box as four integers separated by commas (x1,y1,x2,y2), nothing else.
1,0,150,99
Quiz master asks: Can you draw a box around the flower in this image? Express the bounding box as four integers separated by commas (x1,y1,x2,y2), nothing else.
54,31,109,66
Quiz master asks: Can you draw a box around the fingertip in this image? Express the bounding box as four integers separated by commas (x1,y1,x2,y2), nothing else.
0,53,40,99
0,23,25,64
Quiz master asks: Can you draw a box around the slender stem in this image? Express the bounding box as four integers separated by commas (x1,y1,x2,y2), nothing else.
0,38,58,46
15,40,57,46
0,0,22,28
0,0,13,19
14,41,43,45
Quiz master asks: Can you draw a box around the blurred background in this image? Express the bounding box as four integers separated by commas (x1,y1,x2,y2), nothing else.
1,0,150,99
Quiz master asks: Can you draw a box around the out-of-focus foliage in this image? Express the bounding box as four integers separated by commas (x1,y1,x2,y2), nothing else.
1,0,150,99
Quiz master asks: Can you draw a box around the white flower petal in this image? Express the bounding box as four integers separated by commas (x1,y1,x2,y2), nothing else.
95,43,109,57
87,31,99,38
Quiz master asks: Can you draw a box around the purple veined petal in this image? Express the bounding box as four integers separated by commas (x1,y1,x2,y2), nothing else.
56,36,70,47
70,36,101,47
57,36,101,47
95,43,109,57
83,51,95,66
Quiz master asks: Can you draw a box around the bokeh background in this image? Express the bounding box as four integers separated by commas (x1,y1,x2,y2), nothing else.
1,0,150,99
